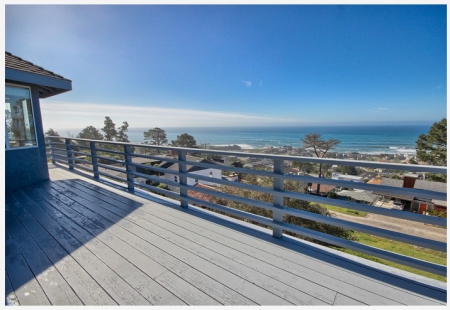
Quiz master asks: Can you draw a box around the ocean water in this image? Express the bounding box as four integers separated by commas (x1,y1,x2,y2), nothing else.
123,125,430,155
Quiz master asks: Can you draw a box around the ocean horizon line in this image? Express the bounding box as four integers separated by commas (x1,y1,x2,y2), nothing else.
55,122,436,134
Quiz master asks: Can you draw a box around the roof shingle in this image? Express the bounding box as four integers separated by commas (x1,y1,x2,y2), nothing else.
5,51,71,81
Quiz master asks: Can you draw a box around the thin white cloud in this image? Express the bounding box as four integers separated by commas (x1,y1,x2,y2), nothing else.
259,80,263,87
243,81,252,87
40,101,300,130
377,107,388,110
435,84,443,89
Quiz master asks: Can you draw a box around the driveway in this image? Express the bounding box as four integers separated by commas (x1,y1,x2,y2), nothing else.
331,211,447,243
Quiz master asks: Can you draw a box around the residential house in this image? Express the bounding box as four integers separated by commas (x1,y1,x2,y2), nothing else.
374,175,447,214
356,154,367,160
307,183,336,196
337,189,377,205
5,52,72,191
132,156,164,185
158,155,223,190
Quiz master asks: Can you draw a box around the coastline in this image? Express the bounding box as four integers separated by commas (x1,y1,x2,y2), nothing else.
59,124,424,156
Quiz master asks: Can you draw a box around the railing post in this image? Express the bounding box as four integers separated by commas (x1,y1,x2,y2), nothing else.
48,137,56,164
178,150,188,208
124,144,134,192
65,138,74,170
90,141,99,179
273,159,284,238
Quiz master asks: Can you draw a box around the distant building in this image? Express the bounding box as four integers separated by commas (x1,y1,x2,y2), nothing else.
337,189,376,205
158,155,223,190
307,183,336,196
373,175,447,214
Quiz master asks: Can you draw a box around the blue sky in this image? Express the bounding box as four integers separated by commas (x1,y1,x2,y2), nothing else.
5,4,447,131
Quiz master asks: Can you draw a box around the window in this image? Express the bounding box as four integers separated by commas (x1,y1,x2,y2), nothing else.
5,85,37,149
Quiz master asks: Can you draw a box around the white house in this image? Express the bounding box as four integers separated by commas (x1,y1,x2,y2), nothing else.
160,155,223,190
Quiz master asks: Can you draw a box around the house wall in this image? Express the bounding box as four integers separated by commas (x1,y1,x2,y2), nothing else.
5,85,49,191
165,168,222,190
410,200,434,214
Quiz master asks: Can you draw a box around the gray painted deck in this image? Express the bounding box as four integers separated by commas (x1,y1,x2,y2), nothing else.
5,166,446,305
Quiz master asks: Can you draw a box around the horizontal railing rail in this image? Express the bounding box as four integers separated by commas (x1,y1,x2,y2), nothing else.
46,136,448,276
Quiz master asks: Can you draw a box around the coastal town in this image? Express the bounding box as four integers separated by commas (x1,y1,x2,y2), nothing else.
122,141,446,217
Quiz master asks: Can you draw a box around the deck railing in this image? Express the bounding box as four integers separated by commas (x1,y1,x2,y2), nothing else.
46,137,447,277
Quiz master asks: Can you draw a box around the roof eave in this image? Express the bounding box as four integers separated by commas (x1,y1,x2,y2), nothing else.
6,67,72,98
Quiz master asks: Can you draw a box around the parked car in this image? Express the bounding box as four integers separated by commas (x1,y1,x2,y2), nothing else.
391,200,404,210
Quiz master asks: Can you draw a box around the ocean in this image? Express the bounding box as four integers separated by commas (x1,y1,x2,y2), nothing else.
120,125,430,155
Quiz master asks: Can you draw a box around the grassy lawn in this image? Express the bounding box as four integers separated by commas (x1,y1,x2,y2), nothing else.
332,232,447,282
321,203,368,217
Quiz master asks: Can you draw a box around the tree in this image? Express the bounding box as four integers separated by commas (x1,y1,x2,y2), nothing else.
327,191,338,199
116,121,135,154
171,133,197,148
76,126,104,147
212,175,353,243
143,127,168,145
45,128,64,144
415,118,447,182
101,116,117,141
292,161,315,174
76,126,104,140
339,165,358,175
301,133,340,195
116,121,130,143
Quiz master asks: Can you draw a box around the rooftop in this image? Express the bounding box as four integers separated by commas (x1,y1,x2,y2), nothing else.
5,51,72,98
5,52,70,81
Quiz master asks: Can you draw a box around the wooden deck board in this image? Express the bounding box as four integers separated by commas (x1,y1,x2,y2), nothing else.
51,167,447,304
5,166,446,306
119,187,443,305
6,193,117,306
58,173,444,305
23,186,186,306
32,181,246,305
45,181,283,305
55,178,333,305
5,205,83,305
5,271,20,306
5,227,51,306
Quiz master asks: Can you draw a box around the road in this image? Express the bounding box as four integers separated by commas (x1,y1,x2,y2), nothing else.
331,211,447,243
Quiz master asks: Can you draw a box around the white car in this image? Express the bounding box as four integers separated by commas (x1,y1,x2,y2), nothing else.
391,200,404,210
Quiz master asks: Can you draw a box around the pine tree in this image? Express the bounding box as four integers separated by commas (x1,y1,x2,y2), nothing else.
102,116,117,141
416,118,447,182
117,121,130,142
301,133,340,195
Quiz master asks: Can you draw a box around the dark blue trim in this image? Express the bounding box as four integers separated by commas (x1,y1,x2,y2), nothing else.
5,68,72,93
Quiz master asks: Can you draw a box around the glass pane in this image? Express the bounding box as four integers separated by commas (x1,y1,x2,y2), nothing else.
5,85,37,148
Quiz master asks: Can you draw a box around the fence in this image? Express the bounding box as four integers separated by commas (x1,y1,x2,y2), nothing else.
46,136,447,276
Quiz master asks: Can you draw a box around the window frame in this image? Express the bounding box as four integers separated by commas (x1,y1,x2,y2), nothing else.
5,83,39,151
